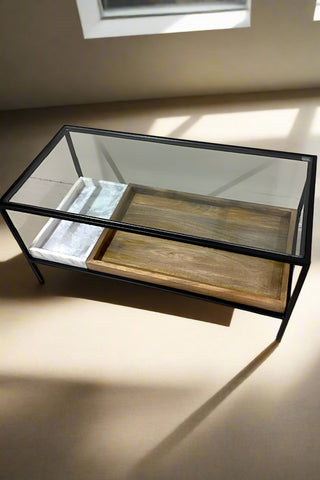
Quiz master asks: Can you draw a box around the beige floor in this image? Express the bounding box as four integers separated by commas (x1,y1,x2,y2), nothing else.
1,89,320,480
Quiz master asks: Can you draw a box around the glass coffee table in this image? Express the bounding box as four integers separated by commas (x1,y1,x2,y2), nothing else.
0,125,316,341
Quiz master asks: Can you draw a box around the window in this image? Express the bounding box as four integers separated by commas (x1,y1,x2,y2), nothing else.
76,0,251,38
100,1,247,18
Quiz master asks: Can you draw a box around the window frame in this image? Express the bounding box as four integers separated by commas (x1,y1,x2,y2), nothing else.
75,0,251,39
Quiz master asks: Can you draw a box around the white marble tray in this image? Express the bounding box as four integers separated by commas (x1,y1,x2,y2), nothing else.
29,177,127,268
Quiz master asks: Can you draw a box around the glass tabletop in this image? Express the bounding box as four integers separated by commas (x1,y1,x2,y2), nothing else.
5,126,315,261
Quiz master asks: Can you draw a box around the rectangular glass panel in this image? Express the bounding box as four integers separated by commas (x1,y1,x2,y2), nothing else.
9,130,310,259
11,136,79,209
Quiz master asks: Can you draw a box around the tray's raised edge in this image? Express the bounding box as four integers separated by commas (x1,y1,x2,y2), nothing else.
86,184,134,262
86,256,287,313
127,183,296,217
28,245,92,268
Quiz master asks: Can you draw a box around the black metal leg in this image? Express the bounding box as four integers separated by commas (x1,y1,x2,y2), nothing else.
1,210,44,285
276,263,310,342
28,259,44,284
276,315,291,343
65,130,83,177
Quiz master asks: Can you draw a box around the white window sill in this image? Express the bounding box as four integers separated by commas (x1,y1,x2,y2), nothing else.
76,0,251,39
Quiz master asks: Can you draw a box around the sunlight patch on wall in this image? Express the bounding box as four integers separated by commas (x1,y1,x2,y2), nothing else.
310,106,320,135
162,9,249,33
181,109,300,143
148,115,191,137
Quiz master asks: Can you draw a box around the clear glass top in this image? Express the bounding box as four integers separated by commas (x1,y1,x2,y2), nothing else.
9,128,313,259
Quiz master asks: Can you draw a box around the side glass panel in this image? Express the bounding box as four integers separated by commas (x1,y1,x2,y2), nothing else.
10,136,78,209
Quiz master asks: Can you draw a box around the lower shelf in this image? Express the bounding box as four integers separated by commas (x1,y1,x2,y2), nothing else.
87,229,289,313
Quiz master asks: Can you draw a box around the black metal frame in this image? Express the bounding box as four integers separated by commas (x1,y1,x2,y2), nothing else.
0,125,317,342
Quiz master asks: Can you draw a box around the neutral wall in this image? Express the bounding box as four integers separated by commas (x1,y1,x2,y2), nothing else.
1,0,320,110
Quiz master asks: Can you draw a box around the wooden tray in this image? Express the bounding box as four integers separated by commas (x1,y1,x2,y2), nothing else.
86,184,297,312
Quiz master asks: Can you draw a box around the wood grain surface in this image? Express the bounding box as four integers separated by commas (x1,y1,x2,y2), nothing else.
87,185,297,312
